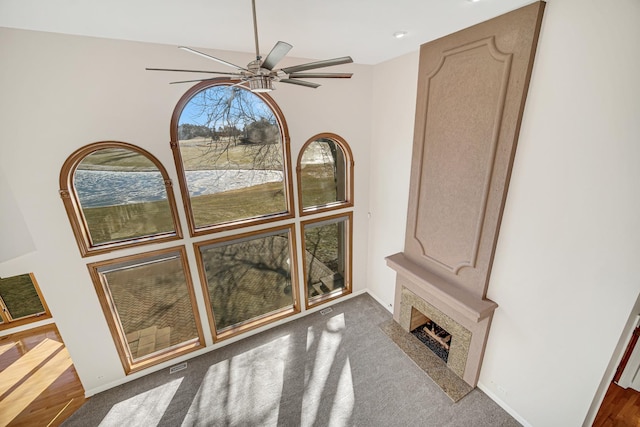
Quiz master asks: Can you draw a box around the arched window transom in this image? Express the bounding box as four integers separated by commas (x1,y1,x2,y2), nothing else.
59,141,182,257
171,80,294,236
297,133,353,215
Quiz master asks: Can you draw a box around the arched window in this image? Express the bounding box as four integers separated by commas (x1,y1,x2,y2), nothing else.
171,80,294,236
297,133,353,215
59,141,182,256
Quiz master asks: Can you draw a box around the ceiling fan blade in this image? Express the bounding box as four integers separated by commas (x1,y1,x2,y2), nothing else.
288,72,353,79
169,77,243,85
281,56,353,74
261,41,293,70
179,46,249,72
146,67,243,76
280,79,321,89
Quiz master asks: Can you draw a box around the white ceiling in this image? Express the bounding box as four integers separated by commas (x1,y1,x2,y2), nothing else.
0,0,535,65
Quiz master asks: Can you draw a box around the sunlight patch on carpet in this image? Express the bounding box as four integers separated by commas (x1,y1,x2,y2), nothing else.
98,378,182,426
182,335,290,425
302,313,354,426
326,357,354,426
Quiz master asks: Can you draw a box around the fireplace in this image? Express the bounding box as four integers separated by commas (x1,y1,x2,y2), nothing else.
386,253,497,388
411,312,452,363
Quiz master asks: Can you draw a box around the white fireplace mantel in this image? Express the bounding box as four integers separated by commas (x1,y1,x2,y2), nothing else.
386,252,497,323
386,252,498,387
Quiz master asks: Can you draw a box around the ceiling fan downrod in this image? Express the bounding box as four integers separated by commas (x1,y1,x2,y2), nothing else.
251,0,261,61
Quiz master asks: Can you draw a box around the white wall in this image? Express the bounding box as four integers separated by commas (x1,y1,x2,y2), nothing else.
368,0,640,425
0,168,36,262
0,27,372,393
480,0,640,425
366,50,419,310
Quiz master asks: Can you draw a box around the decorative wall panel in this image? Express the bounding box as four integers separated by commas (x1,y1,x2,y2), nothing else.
403,1,546,298
414,38,512,273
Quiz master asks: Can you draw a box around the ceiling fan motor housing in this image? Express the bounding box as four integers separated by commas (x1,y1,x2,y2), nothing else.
249,75,274,92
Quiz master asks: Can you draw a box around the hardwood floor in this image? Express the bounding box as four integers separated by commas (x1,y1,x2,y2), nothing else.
593,382,640,427
0,324,87,426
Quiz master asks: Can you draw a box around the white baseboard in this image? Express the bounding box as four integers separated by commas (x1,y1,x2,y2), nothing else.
364,290,393,313
477,382,531,427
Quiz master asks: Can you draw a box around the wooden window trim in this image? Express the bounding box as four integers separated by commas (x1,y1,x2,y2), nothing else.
59,141,183,257
0,273,52,331
87,246,205,374
193,223,301,343
297,133,354,217
300,212,353,309
170,79,295,237
54,81,356,374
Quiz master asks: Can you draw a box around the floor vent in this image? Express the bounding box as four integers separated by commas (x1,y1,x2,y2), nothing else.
169,362,187,374
320,307,333,315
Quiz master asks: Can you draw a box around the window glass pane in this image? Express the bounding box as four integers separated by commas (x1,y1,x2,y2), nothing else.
178,85,287,228
95,250,199,361
75,148,175,245
198,229,295,332
0,274,45,320
303,217,349,302
300,138,347,209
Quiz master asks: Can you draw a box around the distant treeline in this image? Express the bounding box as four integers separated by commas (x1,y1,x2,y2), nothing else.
178,124,219,140
179,120,278,144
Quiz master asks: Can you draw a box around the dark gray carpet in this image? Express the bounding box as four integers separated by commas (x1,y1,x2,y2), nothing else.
63,294,520,426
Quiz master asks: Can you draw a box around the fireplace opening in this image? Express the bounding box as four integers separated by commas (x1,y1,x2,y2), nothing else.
411,319,451,363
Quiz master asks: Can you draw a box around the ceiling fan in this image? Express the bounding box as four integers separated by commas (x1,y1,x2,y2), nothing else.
146,0,354,92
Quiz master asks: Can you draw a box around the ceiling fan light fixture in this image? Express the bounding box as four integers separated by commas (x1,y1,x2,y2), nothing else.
249,75,273,92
